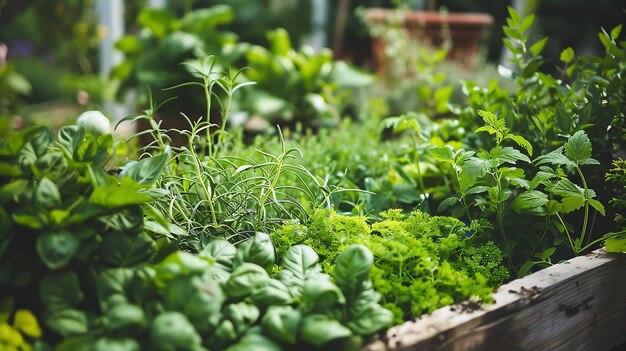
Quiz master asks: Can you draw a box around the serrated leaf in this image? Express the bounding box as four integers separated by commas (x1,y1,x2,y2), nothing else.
564,130,593,165
429,147,455,165
560,196,585,213
511,190,549,214
548,178,584,198
504,135,533,156
490,146,531,164
535,147,574,167
529,171,556,190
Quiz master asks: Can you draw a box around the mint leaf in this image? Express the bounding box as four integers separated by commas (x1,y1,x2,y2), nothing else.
535,147,574,167
504,134,533,156
547,178,584,198
511,190,549,215
560,196,585,213
564,130,598,166
490,146,531,164
429,147,455,165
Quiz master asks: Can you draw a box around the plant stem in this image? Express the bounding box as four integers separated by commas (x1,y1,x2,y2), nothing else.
576,165,590,254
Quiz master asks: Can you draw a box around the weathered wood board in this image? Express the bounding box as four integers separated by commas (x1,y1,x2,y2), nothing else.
364,249,626,351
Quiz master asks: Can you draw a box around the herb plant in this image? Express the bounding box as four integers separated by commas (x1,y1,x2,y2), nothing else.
117,56,353,251
431,110,604,275
272,209,507,323
49,234,391,351
0,121,166,345
456,7,625,238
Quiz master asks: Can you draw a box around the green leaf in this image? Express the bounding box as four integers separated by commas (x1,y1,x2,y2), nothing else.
560,47,575,63
119,153,167,185
334,245,373,300
504,135,533,156
564,130,595,165
223,263,271,299
200,239,237,271
301,314,353,347
511,190,549,214
507,6,521,25
605,237,626,253
301,278,345,319
37,231,79,270
89,177,152,208
490,146,531,164
560,196,585,214
519,14,535,32
535,147,574,167
610,24,622,39
163,277,223,331
58,126,85,156
93,338,141,351
36,177,61,208
536,247,556,261
99,232,156,268
45,309,89,337
277,245,319,295
261,306,301,345
548,178,584,198
0,126,45,156
233,232,276,272
149,312,203,350
588,199,605,216
138,8,177,38
248,279,293,306
13,309,42,338
530,37,549,56
225,329,282,351
346,303,392,336
429,147,455,165
40,272,84,312
437,196,460,212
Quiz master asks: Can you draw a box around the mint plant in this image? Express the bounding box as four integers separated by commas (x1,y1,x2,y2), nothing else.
431,110,604,275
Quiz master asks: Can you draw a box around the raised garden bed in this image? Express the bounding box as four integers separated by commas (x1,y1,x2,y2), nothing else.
364,248,626,351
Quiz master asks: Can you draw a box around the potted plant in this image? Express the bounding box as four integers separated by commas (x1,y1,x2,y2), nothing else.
363,0,494,76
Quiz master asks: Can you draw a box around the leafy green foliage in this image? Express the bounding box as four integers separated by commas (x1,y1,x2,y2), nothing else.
0,298,42,351
272,209,507,323
455,8,626,250
47,241,390,351
0,123,163,342
239,28,374,129
431,111,604,274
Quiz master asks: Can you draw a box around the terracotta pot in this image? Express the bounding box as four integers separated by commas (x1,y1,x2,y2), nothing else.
365,8,494,74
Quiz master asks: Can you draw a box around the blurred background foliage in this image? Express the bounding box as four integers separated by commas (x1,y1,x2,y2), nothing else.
0,0,624,134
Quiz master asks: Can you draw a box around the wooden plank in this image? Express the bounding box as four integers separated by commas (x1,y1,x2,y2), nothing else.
363,249,626,351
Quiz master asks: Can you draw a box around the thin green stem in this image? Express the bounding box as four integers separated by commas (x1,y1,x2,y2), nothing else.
576,165,590,253
556,212,576,253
